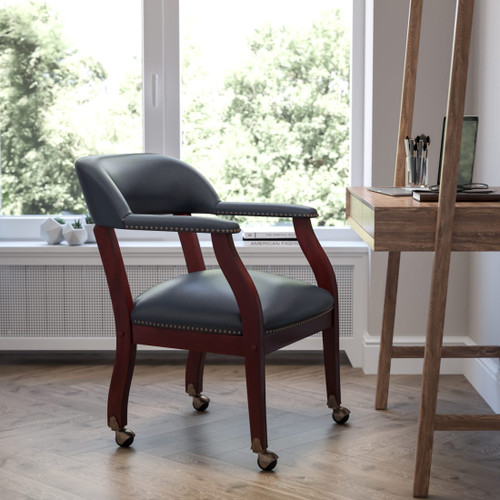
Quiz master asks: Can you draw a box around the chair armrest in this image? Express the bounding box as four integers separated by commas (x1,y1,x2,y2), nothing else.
123,214,240,234
215,201,317,218
293,218,337,297
212,232,265,344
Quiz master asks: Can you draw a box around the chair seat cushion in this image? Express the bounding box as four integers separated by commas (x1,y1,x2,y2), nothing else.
131,270,333,335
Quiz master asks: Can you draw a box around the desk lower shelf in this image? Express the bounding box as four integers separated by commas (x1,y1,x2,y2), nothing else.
346,186,500,252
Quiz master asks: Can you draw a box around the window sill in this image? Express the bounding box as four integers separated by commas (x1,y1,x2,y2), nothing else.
0,239,368,266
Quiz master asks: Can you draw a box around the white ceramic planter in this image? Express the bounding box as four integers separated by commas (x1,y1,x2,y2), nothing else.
63,224,88,246
85,223,96,243
40,218,64,244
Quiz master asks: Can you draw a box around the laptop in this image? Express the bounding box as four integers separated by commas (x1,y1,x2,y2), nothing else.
436,115,478,188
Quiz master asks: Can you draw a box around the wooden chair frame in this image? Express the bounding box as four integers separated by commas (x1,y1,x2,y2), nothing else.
95,215,348,469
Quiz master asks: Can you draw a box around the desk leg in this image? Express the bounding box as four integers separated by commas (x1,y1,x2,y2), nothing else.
413,248,450,497
375,251,401,410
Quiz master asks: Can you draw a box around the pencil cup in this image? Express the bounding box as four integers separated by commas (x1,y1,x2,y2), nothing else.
406,155,428,188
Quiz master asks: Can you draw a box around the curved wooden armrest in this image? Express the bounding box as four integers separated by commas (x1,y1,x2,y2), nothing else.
125,213,239,273
293,217,338,299
94,226,134,335
211,233,265,346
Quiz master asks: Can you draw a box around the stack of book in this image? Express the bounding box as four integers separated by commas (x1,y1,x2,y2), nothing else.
242,227,298,246
412,189,500,202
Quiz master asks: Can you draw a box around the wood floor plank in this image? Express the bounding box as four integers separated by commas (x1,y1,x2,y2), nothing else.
1,352,499,499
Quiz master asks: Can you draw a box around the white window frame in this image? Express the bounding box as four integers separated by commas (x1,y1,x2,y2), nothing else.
0,0,365,242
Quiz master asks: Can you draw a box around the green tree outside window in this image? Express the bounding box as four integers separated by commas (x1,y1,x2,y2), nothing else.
1,2,350,227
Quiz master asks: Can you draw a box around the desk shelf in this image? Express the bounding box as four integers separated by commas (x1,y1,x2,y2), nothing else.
347,187,500,252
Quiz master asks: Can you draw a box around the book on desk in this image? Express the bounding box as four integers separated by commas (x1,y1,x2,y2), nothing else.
412,189,500,202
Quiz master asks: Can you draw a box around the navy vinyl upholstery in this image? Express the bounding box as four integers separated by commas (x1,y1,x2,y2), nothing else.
76,153,331,336
131,269,334,335
75,154,221,228
215,201,317,218
75,153,318,228
123,213,240,234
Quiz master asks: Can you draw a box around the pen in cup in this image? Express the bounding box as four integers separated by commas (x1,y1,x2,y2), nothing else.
405,134,430,187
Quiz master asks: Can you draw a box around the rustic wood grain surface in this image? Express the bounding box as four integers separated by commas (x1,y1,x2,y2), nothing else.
0,351,498,499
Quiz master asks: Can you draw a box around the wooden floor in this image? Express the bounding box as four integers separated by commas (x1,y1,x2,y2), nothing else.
1,351,499,500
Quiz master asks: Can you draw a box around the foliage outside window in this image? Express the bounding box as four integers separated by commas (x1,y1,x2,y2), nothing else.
0,0,141,216
0,1,351,228
182,6,351,226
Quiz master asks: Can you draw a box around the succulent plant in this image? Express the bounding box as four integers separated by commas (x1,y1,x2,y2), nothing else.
54,217,66,225
72,220,83,229
85,215,94,224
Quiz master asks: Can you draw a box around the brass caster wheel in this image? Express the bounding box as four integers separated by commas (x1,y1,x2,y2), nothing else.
332,406,350,425
257,450,279,471
115,427,135,447
192,394,210,412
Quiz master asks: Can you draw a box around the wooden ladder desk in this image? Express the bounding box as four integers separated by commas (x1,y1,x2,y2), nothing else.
347,0,500,497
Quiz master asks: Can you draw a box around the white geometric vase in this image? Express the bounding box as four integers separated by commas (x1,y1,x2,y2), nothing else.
40,218,64,244
63,224,88,246
85,223,96,243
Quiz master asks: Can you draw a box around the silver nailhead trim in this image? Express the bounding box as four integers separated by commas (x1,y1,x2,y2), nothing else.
124,224,238,233
132,307,333,336
216,210,316,218
132,319,242,335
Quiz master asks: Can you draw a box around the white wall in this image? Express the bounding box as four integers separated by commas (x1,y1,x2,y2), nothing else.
467,1,500,410
469,0,500,346
363,0,471,365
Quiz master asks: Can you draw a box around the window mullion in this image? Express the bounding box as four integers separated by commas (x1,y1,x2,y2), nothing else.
143,0,180,157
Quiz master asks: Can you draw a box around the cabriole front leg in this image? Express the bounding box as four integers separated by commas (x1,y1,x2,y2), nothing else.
245,350,278,471
186,351,210,411
323,324,350,425
107,334,137,447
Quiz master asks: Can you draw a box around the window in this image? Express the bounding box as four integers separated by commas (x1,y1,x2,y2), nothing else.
0,0,142,216
1,0,364,238
145,0,356,228
179,0,351,227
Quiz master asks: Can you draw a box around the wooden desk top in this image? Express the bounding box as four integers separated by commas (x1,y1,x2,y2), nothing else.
346,186,500,252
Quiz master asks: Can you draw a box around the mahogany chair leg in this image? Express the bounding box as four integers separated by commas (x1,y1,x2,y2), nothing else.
185,350,207,395
107,338,137,432
107,337,137,447
244,351,279,470
323,322,350,425
185,351,210,411
322,325,341,403
244,352,268,448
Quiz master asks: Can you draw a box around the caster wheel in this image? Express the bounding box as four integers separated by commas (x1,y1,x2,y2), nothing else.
192,394,210,412
332,406,350,425
115,427,135,447
257,451,279,471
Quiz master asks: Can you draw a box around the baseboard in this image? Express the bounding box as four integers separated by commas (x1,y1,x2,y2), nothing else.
463,350,500,413
362,332,468,375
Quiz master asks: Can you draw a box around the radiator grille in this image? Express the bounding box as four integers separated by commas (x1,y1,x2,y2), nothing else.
0,264,353,339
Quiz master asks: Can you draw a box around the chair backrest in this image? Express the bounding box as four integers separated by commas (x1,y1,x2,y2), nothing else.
75,154,221,228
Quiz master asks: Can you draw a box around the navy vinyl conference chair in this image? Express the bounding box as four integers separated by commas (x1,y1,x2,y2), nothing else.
75,153,350,470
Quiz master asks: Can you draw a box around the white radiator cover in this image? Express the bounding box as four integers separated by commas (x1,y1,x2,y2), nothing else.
0,243,367,365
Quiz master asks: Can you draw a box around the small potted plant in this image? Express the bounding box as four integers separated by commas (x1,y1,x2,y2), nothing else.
63,219,88,246
84,215,96,243
40,217,66,244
